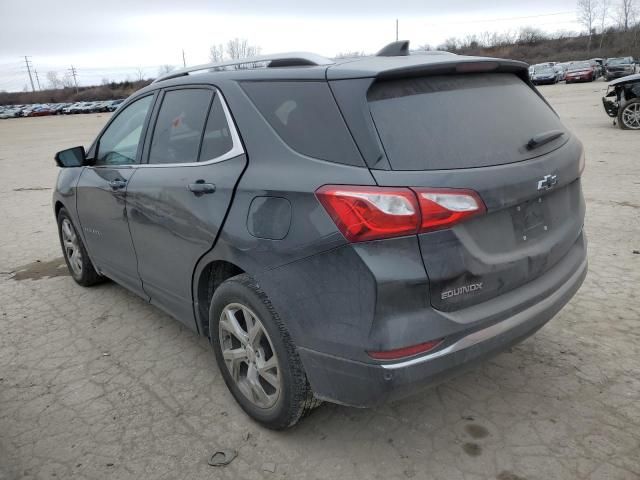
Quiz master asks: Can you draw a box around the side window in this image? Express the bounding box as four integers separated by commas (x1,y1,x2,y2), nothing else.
96,95,153,166
148,89,213,164
240,81,362,165
199,94,234,161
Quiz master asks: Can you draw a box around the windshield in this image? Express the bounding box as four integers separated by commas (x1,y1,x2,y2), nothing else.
570,62,591,70
607,58,629,65
368,73,566,170
534,67,554,74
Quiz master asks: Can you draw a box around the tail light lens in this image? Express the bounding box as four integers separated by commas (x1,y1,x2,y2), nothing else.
315,186,419,242
412,188,486,233
368,338,444,360
316,185,486,242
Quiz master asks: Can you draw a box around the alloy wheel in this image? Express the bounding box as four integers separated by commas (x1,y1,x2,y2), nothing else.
621,103,640,130
218,303,281,409
61,218,83,276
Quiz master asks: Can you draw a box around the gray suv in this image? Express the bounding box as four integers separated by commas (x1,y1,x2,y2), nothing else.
53,41,587,429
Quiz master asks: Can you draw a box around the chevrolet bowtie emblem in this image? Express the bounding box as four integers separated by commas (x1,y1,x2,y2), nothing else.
537,174,558,191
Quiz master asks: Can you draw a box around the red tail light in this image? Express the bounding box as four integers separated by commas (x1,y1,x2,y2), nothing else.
315,186,420,242
412,188,486,233
316,185,485,242
368,338,444,360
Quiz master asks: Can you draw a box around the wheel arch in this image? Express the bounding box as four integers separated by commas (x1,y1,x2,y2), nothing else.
54,200,65,218
194,256,246,338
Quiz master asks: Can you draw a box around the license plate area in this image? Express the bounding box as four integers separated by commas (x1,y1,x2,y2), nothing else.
511,197,548,243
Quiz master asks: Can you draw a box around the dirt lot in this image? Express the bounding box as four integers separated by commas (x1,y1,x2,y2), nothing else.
1,81,639,480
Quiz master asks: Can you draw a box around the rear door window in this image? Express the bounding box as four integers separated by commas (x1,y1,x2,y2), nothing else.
148,89,213,164
241,81,362,166
368,73,567,170
199,94,234,161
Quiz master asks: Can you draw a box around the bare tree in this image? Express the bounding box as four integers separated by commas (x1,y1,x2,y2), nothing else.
209,44,225,63
60,73,74,89
517,26,546,45
225,38,261,60
101,77,110,86
157,65,175,76
599,0,612,49
618,0,637,30
46,71,61,89
578,0,598,51
439,37,459,51
135,66,145,81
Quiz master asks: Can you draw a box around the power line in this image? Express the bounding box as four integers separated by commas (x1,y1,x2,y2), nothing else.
34,70,42,91
68,65,79,93
23,56,35,92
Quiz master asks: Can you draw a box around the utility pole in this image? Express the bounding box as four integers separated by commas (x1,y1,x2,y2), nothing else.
68,65,79,93
395,19,398,41
34,70,42,90
182,49,187,67
24,56,36,92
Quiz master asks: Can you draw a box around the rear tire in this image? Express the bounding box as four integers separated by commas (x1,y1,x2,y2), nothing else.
57,208,104,286
618,99,640,130
209,274,320,429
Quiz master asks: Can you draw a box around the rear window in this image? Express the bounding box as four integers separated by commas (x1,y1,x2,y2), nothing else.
367,73,566,170
241,81,362,166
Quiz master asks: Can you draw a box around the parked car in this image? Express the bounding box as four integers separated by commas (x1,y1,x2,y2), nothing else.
565,61,596,83
531,64,559,85
108,99,125,111
604,57,637,81
0,107,22,119
602,73,640,129
63,102,86,114
53,103,71,114
29,105,56,117
52,42,587,429
553,64,567,81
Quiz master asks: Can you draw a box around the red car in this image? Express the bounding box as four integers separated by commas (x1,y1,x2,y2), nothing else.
565,61,595,83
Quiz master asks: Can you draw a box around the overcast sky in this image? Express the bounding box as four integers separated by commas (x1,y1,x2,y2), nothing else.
0,0,582,92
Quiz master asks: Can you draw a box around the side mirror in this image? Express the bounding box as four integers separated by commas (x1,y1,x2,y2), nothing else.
54,146,86,168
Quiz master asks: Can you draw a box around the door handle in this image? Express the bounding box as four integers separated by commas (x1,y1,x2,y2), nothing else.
188,181,216,195
108,179,127,190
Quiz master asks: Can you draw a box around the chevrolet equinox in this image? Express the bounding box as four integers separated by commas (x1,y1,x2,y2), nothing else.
52,41,588,429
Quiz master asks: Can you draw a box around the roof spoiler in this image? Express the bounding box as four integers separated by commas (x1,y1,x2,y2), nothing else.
376,40,410,57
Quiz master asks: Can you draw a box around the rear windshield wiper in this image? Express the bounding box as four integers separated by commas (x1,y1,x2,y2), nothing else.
526,130,565,150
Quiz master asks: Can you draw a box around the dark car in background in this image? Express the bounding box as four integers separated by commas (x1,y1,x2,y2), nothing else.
531,65,559,85
602,73,640,129
52,42,587,429
566,61,596,83
605,57,637,81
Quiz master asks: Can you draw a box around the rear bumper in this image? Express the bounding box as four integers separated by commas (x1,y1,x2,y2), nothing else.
532,78,556,85
299,252,587,408
566,75,592,82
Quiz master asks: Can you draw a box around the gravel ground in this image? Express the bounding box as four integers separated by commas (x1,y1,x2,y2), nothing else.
1,81,639,480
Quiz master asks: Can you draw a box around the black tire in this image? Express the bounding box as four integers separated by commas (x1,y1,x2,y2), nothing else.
617,99,640,130
57,207,104,286
209,274,320,430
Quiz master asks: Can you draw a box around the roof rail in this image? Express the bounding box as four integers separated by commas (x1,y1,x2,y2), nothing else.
153,52,334,83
